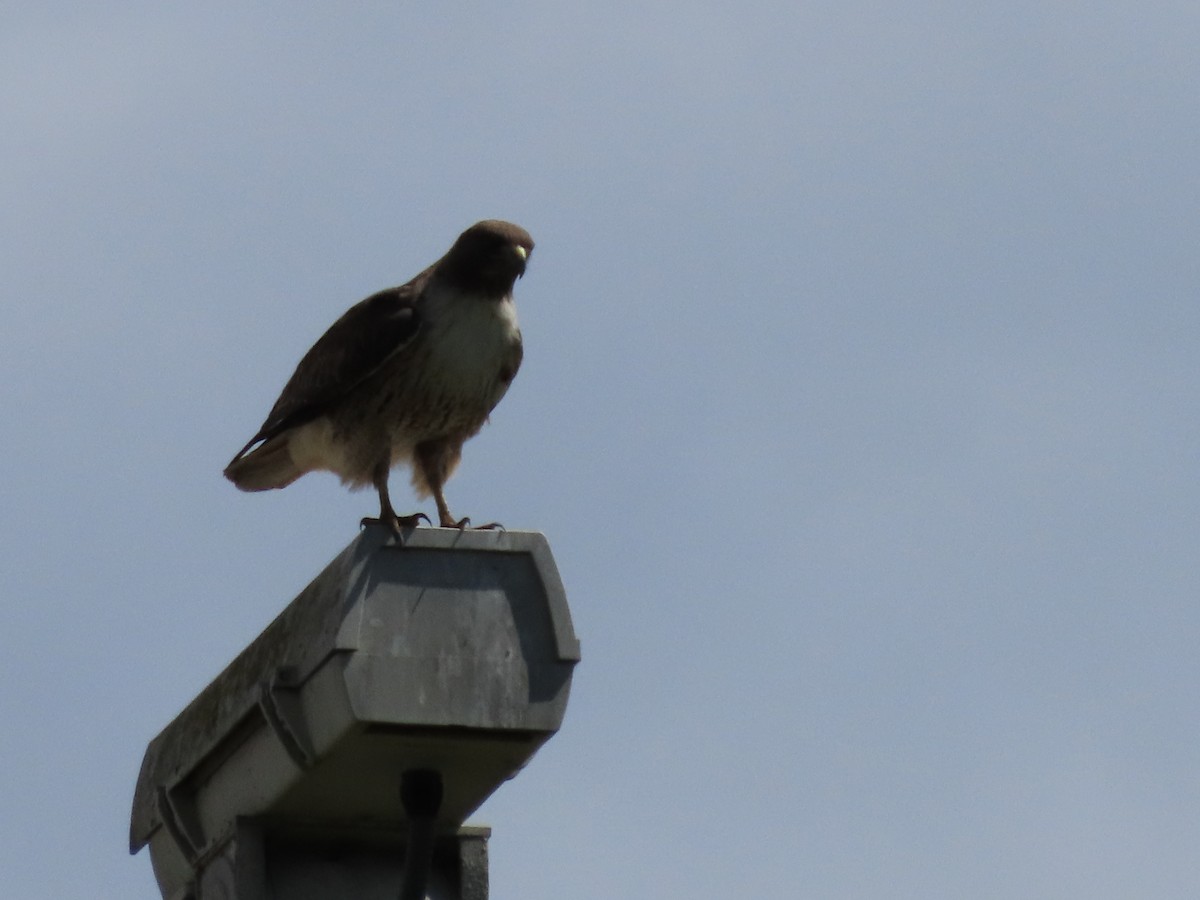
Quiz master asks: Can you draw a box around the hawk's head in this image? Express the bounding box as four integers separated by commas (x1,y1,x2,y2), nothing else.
440,220,534,296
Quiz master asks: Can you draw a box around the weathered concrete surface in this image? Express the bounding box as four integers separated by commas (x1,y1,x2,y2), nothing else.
130,525,578,898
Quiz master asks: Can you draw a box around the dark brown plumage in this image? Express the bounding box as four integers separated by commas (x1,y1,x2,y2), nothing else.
224,219,533,533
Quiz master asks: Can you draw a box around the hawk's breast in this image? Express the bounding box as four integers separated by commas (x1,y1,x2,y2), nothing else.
420,288,521,402
365,286,522,450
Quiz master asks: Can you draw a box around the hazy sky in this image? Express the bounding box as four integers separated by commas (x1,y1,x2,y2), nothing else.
3,3,1199,897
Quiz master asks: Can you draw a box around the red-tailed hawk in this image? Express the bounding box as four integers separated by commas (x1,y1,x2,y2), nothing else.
224,220,532,533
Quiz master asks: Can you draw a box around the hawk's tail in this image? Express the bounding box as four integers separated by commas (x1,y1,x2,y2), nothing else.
223,435,304,492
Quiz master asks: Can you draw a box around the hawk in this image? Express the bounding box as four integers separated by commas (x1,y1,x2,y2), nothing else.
224,219,533,533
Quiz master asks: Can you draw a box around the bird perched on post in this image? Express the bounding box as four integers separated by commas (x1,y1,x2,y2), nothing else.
224,219,532,534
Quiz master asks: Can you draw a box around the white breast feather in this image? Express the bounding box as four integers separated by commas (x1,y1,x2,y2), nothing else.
422,286,520,396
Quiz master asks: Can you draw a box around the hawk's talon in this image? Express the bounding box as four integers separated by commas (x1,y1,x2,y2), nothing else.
362,512,430,537
440,516,505,532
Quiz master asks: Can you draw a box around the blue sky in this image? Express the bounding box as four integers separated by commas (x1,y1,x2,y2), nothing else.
3,3,1199,897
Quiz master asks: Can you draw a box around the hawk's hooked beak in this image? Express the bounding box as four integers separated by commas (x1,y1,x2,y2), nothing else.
514,244,528,277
